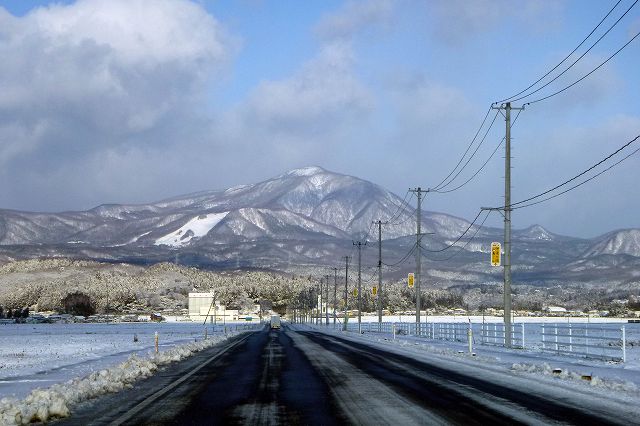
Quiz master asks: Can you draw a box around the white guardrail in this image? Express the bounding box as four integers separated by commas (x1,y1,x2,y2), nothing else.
344,321,469,342
324,321,628,362
541,323,626,362
479,322,525,349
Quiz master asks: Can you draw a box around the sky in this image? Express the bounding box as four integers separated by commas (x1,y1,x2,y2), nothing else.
0,0,638,239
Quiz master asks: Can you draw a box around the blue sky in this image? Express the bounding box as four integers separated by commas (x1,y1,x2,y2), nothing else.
0,0,638,238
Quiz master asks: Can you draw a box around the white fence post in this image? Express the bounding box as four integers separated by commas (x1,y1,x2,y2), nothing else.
622,326,626,363
569,324,573,353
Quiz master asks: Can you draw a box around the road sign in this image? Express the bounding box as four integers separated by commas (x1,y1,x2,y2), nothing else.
491,242,501,266
408,273,414,288
372,286,378,296
352,288,358,297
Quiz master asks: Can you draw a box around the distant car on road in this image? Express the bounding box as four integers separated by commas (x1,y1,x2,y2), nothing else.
270,314,281,329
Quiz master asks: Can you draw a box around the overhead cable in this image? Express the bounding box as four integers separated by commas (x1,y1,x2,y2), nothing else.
423,209,485,253
381,243,417,268
431,107,493,191
497,0,628,104
500,133,640,210
433,110,501,192
513,141,640,210
432,109,523,194
422,210,492,262
526,26,640,105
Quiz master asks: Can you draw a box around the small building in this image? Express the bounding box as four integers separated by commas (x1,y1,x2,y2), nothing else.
545,306,567,316
188,292,236,322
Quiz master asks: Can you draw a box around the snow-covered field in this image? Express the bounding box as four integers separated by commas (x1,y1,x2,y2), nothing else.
0,322,249,399
0,322,259,424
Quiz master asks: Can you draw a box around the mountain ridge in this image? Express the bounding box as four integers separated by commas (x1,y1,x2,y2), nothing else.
0,167,639,291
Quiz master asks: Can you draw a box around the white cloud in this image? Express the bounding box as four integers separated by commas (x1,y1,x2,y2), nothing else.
0,0,235,210
242,42,372,133
0,0,232,164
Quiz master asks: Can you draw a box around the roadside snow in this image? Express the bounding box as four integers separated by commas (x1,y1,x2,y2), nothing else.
0,323,209,398
0,325,246,425
299,321,640,401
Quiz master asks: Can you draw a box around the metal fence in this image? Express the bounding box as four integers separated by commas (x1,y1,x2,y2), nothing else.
541,323,626,362
345,321,470,343
480,322,525,349
325,321,628,363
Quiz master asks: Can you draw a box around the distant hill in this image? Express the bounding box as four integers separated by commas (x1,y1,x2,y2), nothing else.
0,166,639,290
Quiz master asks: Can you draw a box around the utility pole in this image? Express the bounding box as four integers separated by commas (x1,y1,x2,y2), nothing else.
489,101,524,348
373,220,387,324
333,267,338,326
325,274,330,325
409,187,426,326
353,241,366,333
342,256,351,331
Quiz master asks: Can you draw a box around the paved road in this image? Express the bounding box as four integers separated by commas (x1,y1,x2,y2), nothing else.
58,326,635,425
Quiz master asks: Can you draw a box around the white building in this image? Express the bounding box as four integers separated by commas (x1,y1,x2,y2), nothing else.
188,292,238,322
545,306,567,315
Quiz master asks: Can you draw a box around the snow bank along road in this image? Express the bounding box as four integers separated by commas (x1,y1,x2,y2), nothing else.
55,325,639,425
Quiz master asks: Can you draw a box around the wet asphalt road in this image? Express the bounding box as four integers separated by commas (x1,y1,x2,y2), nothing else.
57,325,634,425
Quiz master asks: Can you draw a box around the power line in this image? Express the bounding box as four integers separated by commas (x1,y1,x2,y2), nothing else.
507,133,640,209
431,109,523,194
432,110,501,192
385,190,411,223
386,191,415,225
360,221,376,242
386,208,418,227
513,141,640,210
431,107,493,191
381,243,417,268
422,209,485,253
526,25,640,105
500,0,638,102
422,210,492,262
497,0,623,104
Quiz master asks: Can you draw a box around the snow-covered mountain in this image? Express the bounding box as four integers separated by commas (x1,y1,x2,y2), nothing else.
582,229,640,257
0,166,474,248
0,166,639,287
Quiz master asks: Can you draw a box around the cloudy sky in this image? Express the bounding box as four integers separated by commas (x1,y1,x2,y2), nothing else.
0,0,638,238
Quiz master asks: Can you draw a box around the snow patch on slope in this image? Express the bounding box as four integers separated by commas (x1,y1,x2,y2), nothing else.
154,212,228,247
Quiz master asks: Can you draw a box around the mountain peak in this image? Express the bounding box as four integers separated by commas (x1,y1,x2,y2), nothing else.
518,224,554,241
285,166,327,177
